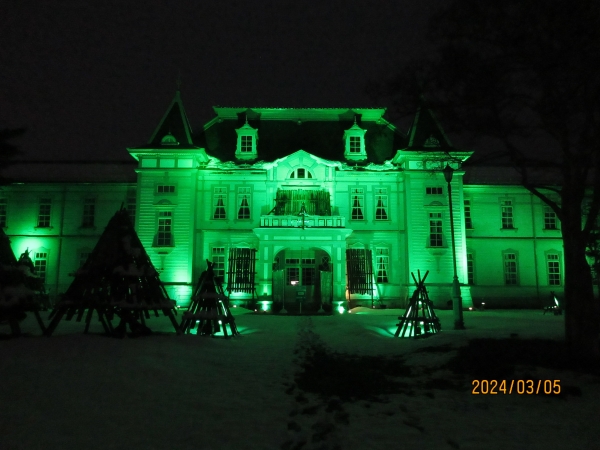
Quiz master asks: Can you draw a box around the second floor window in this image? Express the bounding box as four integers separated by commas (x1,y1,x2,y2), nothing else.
237,187,251,220
375,188,388,221
429,212,443,247
544,206,558,230
157,211,172,246
34,252,48,283
82,198,95,227
213,187,227,219
38,198,52,227
350,188,364,220
501,200,514,229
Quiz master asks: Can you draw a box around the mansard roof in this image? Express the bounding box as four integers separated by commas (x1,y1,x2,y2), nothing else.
194,107,407,164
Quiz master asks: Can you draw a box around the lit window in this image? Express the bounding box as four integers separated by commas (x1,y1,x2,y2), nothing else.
544,206,558,230
375,248,389,283
241,135,253,152
212,247,225,281
213,187,227,220
0,198,6,227
547,254,561,285
237,187,251,220
429,212,443,247
34,252,48,284
82,198,95,227
38,198,52,227
501,200,514,229
350,188,364,220
157,185,176,194
157,211,172,246
375,188,388,221
503,253,518,285
467,253,474,285
426,187,443,195
287,267,300,285
464,200,473,229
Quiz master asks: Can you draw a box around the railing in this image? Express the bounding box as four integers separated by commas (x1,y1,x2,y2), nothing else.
260,215,346,228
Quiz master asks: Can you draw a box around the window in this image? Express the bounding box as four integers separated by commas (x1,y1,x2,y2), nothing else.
38,198,52,227
349,136,362,153
467,253,474,285
126,195,136,225
544,206,558,230
302,267,316,286
375,248,389,283
287,267,300,285
464,200,473,229
213,187,227,220
157,185,176,194
501,200,514,229
237,187,251,220
0,198,6,227
375,188,388,221
350,188,364,220
426,187,443,195
429,212,443,247
503,253,518,285
157,211,172,246
241,135,253,153
82,198,95,227
235,121,258,160
34,252,48,284
212,247,225,281
547,254,561,285
289,168,313,179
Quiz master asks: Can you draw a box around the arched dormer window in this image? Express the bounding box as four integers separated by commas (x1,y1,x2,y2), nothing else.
343,120,367,161
235,119,258,160
161,132,179,146
289,168,314,179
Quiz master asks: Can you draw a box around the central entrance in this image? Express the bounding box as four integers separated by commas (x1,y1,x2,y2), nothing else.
272,247,332,313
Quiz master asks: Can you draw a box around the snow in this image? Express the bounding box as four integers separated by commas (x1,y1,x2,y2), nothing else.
0,308,597,450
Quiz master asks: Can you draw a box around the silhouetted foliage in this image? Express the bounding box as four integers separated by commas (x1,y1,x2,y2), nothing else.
0,128,24,181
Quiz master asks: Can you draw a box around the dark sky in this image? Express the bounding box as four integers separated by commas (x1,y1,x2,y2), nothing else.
1,0,441,161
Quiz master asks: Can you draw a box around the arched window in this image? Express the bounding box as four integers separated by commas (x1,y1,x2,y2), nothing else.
289,168,313,179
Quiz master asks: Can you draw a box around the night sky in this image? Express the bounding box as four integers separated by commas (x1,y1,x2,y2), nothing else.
1,0,441,161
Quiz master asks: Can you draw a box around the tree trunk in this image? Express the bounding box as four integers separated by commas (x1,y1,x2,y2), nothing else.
562,222,600,362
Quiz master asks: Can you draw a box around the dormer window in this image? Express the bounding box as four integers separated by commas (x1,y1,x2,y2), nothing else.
161,132,179,146
235,119,258,160
343,120,367,161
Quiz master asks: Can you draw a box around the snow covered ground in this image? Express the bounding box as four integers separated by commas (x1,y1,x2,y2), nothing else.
1,307,597,450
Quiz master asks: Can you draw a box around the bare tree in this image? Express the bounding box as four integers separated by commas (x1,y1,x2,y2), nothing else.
377,0,600,361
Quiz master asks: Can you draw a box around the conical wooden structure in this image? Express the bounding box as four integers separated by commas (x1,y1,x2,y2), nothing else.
395,270,441,338
46,207,179,337
0,230,47,336
181,260,239,337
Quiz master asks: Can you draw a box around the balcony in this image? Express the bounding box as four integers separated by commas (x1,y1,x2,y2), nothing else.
260,215,346,228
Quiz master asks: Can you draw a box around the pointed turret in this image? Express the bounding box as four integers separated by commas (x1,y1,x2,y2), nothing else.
147,90,195,147
406,96,453,151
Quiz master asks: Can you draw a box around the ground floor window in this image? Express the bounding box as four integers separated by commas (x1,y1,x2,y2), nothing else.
375,248,389,283
212,247,225,281
503,253,518,285
547,254,561,285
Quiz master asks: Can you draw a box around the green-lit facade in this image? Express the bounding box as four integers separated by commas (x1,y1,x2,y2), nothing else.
1,92,564,310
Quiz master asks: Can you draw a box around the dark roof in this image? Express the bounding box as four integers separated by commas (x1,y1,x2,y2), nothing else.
194,108,407,164
463,165,562,186
405,97,455,151
1,161,137,183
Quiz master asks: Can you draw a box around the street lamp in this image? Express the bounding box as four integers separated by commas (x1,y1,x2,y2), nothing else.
443,164,465,330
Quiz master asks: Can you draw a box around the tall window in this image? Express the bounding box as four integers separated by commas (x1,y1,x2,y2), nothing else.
0,198,6,227
157,185,176,194
38,198,52,227
501,200,514,229
375,248,389,283
212,247,225,281
467,253,474,285
241,135,253,153
547,254,561,285
544,206,558,230
34,252,48,283
349,136,362,153
82,198,95,227
375,188,388,221
503,253,518,285
464,200,473,229
157,211,172,246
213,187,227,219
350,188,364,220
237,187,251,220
429,212,443,247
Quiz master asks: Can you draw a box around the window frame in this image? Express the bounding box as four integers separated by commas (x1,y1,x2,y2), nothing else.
212,187,227,220
350,188,365,221
429,212,443,247
37,198,52,228
501,199,515,229
156,211,173,246
503,252,518,285
374,188,389,221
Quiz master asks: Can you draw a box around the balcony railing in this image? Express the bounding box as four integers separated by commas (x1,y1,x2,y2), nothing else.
260,215,346,228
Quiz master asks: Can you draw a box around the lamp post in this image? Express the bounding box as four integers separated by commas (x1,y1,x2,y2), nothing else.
443,164,465,330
